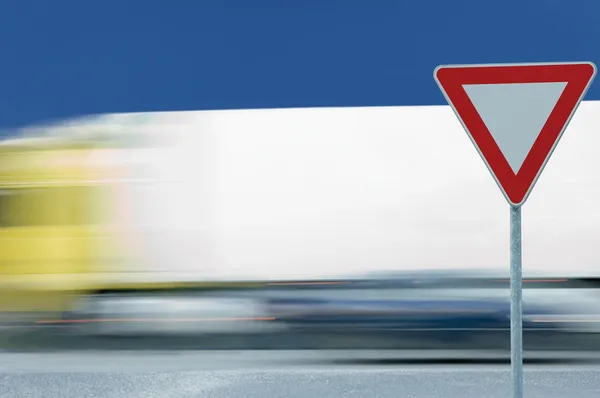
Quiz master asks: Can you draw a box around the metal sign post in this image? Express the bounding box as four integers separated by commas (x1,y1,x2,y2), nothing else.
434,62,596,398
510,205,523,398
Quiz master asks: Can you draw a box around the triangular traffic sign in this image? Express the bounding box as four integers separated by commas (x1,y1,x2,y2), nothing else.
434,62,596,206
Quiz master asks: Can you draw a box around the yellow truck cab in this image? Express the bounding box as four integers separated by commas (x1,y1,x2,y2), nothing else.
0,133,116,321
0,124,261,327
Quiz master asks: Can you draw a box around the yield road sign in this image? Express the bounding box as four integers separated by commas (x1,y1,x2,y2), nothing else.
434,62,596,206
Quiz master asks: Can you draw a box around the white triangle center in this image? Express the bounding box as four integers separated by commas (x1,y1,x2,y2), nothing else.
463,82,567,174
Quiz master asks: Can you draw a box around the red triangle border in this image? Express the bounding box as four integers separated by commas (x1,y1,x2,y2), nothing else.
435,62,596,206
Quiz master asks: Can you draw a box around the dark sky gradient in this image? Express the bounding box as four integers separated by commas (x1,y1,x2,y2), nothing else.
0,0,599,130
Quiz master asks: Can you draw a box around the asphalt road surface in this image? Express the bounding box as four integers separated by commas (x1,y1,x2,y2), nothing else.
1,351,600,397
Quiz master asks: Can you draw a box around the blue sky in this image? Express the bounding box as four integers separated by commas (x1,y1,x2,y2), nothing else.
0,0,599,129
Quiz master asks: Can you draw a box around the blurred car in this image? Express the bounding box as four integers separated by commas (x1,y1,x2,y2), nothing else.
55,290,281,337
263,274,600,350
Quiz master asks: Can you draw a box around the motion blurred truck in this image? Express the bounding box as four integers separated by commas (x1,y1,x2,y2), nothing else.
1,103,600,330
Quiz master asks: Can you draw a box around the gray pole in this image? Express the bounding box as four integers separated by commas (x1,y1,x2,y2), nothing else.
510,205,523,398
